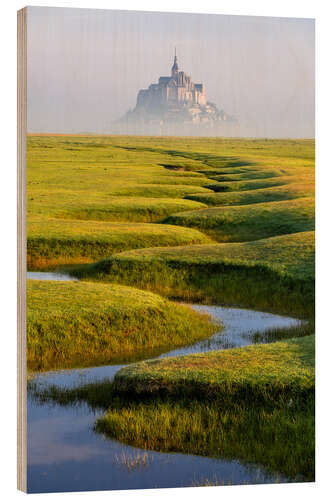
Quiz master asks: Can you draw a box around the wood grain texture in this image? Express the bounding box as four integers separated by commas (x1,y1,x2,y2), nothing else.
17,7,27,493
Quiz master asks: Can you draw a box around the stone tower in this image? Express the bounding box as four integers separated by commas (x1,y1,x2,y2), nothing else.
171,48,179,78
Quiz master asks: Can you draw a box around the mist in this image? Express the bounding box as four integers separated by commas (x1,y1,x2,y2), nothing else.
27,7,315,138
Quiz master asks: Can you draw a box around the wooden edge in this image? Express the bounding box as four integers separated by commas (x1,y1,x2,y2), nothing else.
17,6,27,493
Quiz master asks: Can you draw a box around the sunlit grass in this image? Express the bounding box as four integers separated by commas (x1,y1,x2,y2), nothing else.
114,335,314,401
186,183,314,206
30,336,314,481
27,134,315,483
99,336,315,481
164,197,315,242
27,280,218,371
73,232,315,317
27,217,211,270
28,134,314,268
205,175,313,192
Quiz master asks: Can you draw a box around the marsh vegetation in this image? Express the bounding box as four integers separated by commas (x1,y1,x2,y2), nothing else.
27,135,315,487
27,280,217,371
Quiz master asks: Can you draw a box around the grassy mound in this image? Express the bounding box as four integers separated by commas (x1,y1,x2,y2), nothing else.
27,280,218,371
27,135,315,481
28,134,314,264
30,335,315,481
113,335,314,402
205,176,304,192
109,184,212,198
164,197,315,241
96,336,314,481
49,196,207,223
186,183,314,206
205,177,287,193
73,232,315,317
207,169,286,181
27,218,211,270
112,138,314,171
27,135,212,226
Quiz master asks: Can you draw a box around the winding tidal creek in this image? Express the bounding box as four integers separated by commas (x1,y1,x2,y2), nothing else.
27,272,303,493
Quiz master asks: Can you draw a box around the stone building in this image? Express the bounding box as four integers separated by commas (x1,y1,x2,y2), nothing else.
136,51,207,110
119,51,235,130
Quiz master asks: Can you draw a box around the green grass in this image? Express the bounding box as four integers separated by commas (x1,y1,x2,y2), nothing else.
27,280,219,371
164,197,315,242
207,169,287,181
27,136,211,222
186,183,315,206
96,392,314,482
31,194,206,223
113,137,314,169
205,175,313,192
31,381,315,482
108,184,212,198
100,336,314,481
27,217,211,270
73,232,315,317
28,135,314,270
27,135,315,482
113,335,314,402
32,336,314,481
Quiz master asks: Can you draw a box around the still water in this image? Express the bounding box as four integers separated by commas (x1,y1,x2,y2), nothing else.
27,272,302,492
28,271,78,281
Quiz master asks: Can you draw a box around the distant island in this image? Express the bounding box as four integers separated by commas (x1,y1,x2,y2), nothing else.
119,50,236,131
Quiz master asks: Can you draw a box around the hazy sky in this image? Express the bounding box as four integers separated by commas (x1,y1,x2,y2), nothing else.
27,7,315,137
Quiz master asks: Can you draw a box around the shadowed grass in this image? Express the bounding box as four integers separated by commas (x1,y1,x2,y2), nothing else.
97,393,314,482
164,197,315,242
51,196,207,223
205,175,313,192
28,135,314,267
30,336,314,481
27,217,211,270
186,183,315,206
100,336,314,481
72,232,314,318
27,280,219,371
207,169,286,181
27,135,315,484
28,135,212,226
30,383,314,482
114,138,314,170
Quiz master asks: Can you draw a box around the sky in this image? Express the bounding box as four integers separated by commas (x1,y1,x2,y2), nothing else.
27,7,315,138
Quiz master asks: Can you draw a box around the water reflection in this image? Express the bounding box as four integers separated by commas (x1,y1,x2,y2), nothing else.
28,397,288,493
28,300,300,492
163,305,302,357
28,271,78,281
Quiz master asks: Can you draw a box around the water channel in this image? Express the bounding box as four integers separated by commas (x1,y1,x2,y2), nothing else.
27,271,302,493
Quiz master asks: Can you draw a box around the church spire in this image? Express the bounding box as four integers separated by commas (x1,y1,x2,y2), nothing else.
171,47,179,76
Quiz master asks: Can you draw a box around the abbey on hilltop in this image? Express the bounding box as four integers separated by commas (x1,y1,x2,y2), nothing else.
122,50,235,127
137,50,207,109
